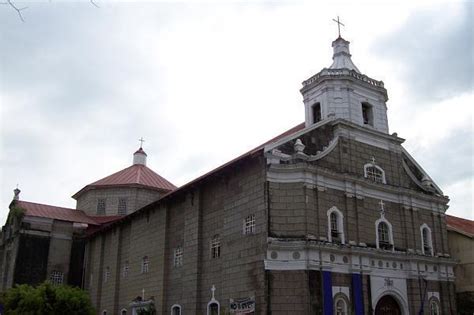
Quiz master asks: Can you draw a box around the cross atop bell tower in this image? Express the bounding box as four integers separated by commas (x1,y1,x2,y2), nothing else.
332,16,344,38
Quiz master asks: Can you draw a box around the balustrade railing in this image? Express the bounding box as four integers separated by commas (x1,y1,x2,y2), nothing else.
302,68,384,88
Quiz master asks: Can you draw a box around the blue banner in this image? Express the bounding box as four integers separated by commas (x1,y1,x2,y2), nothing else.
323,271,333,315
352,273,364,315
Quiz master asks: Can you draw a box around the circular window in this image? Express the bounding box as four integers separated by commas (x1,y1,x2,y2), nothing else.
270,251,278,259
343,256,349,263
330,254,336,262
292,251,301,260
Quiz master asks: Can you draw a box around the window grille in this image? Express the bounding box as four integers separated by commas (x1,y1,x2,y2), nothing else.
366,166,384,183
104,266,110,283
330,212,339,237
174,247,183,267
141,256,149,273
97,198,106,215
50,271,64,285
211,235,221,259
118,198,127,215
123,261,129,277
243,214,256,235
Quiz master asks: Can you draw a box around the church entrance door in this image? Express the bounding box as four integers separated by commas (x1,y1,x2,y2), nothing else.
375,295,402,315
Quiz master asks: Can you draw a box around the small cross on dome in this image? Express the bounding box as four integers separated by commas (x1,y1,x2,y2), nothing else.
138,137,145,148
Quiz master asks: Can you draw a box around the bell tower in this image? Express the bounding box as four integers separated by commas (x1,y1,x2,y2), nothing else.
300,27,389,133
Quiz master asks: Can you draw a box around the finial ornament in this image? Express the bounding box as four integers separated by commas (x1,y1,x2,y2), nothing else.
379,200,385,216
138,137,145,148
211,285,216,300
371,156,376,164
332,16,345,38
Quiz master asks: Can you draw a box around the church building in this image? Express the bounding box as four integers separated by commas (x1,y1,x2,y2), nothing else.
1,33,458,315
83,35,457,315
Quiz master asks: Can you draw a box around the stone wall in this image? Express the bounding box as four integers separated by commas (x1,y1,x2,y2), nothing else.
76,187,162,216
84,155,268,314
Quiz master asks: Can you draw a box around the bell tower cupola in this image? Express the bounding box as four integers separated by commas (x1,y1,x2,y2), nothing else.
133,137,147,166
301,19,389,133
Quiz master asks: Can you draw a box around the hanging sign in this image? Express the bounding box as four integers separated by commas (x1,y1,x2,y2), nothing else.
229,297,255,314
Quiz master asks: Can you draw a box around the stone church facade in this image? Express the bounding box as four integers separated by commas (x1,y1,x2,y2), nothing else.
1,35,458,315
84,36,456,314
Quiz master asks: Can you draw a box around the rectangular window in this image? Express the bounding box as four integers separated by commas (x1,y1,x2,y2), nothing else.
211,235,221,259
123,263,129,278
104,267,110,283
97,198,106,215
174,247,183,267
361,102,374,126
118,198,127,215
312,103,322,124
243,214,256,235
50,271,64,285
141,256,149,273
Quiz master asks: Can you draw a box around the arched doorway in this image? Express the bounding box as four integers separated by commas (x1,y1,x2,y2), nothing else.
375,295,402,315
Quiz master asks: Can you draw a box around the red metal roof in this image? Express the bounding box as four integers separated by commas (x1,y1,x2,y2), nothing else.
87,122,307,237
446,214,474,238
73,164,176,199
17,200,98,225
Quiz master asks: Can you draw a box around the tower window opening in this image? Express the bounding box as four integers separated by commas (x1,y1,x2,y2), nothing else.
312,103,322,124
361,102,373,126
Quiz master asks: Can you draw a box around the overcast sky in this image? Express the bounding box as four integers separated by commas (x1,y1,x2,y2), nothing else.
0,0,472,224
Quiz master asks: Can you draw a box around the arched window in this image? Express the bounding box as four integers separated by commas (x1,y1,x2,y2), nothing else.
207,285,220,315
141,256,149,273
120,309,127,315
376,219,394,250
330,213,338,237
335,298,347,315
102,310,107,315
429,298,440,315
171,304,182,315
327,207,345,244
421,224,433,256
208,302,219,315
211,235,221,259
364,163,386,184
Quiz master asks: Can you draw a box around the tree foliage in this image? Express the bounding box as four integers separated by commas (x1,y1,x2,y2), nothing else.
2,282,95,315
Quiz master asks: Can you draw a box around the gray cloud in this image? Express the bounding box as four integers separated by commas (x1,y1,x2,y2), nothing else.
409,126,473,187
374,2,473,104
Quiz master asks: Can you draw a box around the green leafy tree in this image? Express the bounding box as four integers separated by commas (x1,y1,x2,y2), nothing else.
3,282,95,315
